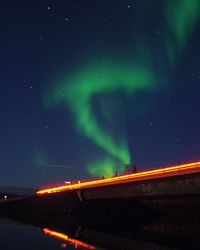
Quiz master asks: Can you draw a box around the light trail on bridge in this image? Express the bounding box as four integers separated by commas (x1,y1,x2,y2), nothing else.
37,161,200,196
43,228,95,249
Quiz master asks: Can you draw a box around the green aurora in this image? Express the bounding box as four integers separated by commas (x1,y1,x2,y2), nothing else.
44,0,200,177
164,0,200,65
45,61,155,176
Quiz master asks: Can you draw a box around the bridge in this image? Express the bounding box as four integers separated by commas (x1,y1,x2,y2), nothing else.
1,161,200,250
36,161,200,215
35,161,200,214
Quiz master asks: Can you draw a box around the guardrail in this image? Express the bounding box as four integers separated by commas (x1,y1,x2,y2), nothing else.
36,161,200,195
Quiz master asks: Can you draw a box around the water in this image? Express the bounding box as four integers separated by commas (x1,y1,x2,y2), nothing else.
1,217,200,250
0,219,97,250
1,197,200,250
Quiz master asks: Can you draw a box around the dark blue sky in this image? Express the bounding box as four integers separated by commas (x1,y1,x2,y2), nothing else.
0,0,200,188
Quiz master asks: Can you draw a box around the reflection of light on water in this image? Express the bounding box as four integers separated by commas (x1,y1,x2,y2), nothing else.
43,228,95,249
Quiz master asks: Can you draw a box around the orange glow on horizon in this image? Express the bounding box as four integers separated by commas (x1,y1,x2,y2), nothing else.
37,161,200,196
43,228,95,249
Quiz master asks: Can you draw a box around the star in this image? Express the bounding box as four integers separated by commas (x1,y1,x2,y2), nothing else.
41,123,48,129
24,80,33,89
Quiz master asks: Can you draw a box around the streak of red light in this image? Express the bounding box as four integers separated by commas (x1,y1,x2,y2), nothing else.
37,161,200,196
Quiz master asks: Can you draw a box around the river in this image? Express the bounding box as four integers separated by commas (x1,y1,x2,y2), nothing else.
0,219,99,250
1,217,200,250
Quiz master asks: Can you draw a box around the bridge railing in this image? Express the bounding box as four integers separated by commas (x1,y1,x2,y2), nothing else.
36,161,200,195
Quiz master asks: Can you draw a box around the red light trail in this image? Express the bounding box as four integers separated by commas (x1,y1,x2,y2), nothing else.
37,161,200,196
43,228,95,249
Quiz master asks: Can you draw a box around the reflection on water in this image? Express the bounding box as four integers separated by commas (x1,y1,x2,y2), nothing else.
1,203,200,250
1,216,200,250
0,219,95,250
43,228,96,249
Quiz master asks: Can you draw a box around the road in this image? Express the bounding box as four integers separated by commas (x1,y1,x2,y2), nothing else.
37,161,200,196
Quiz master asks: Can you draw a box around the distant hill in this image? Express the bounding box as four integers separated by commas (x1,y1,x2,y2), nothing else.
0,186,35,196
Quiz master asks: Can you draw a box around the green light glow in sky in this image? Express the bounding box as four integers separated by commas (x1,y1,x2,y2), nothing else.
164,0,200,65
88,157,119,177
44,0,200,177
45,60,155,176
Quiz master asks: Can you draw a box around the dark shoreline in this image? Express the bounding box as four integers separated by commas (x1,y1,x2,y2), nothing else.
1,193,200,249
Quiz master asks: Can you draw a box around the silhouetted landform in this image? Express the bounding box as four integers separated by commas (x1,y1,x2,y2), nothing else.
1,190,200,249
0,186,35,196
1,196,200,249
0,190,80,222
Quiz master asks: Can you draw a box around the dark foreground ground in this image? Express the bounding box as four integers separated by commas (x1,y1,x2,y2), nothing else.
0,192,200,250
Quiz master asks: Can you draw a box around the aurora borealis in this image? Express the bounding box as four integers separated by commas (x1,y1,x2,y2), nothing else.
0,0,200,187
164,0,200,65
44,0,200,177
45,61,155,176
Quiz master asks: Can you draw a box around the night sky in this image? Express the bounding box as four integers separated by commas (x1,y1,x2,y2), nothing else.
1,0,200,188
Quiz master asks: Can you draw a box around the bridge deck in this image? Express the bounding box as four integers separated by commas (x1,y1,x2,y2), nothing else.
37,161,200,196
